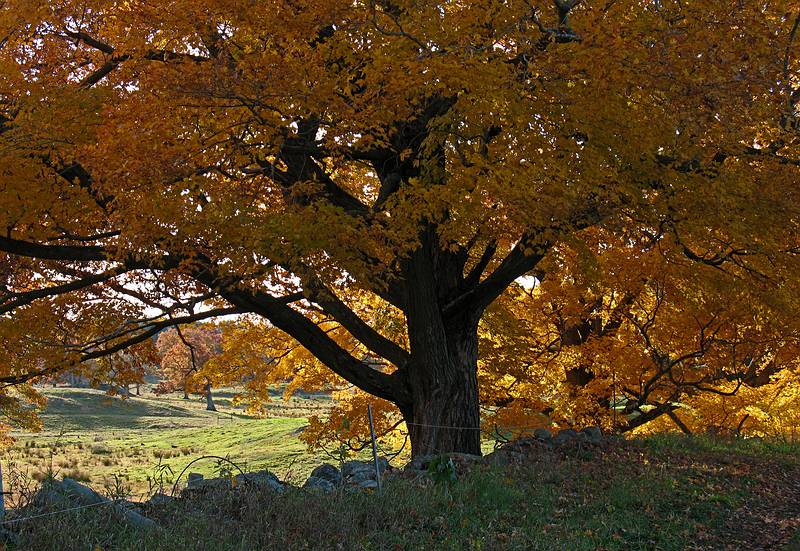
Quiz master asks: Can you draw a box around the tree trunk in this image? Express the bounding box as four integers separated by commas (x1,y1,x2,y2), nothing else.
401,347,481,457
400,231,482,457
205,383,217,412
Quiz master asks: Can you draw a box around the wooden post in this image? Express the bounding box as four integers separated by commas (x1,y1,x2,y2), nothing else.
0,461,6,522
367,404,382,491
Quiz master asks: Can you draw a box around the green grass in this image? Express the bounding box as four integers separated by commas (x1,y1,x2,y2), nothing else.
638,431,800,463
5,389,800,549
8,448,765,551
6,387,336,497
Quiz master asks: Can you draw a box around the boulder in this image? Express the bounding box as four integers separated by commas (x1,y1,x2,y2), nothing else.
310,463,342,486
185,470,284,493
553,429,580,446
186,473,205,488
186,476,230,491
483,449,525,467
235,470,284,492
447,452,483,465
404,455,436,472
346,469,376,485
146,493,176,506
404,452,482,477
342,458,388,479
33,478,157,530
533,428,553,441
581,426,603,445
303,476,336,492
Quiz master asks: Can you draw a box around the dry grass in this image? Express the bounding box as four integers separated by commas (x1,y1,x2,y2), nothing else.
5,387,336,499
6,436,800,550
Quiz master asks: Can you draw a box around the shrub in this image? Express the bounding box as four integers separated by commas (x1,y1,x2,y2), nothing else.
91,444,112,455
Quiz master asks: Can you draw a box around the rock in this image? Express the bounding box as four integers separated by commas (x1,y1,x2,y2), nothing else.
310,463,341,486
119,499,144,514
581,426,603,445
186,473,204,488
186,477,231,491
146,493,176,506
235,470,284,492
342,458,388,479
533,428,553,441
483,449,525,467
185,470,283,493
405,455,436,472
403,453,482,478
303,476,336,492
446,452,483,465
357,479,378,489
483,448,525,467
33,478,158,530
405,453,480,472
346,469,375,485
553,428,580,446
495,435,554,457
32,485,72,509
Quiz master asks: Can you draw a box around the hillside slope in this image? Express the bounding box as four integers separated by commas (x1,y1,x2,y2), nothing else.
8,435,800,551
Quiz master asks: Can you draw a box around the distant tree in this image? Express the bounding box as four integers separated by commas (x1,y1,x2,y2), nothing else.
155,324,223,411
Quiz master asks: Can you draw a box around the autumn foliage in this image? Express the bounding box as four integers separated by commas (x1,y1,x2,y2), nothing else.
0,0,799,455
154,324,222,407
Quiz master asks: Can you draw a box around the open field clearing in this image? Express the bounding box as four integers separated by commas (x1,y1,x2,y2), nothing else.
5,387,335,499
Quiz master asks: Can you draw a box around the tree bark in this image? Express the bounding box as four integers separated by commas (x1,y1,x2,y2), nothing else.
398,320,481,457
205,382,217,412
398,232,482,457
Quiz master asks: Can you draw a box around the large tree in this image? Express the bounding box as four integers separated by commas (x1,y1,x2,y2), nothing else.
155,323,223,410
0,0,799,455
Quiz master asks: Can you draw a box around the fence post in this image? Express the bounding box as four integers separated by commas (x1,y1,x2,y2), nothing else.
367,404,382,491
0,461,6,522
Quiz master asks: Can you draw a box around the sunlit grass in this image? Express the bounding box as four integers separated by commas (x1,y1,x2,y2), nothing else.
6,387,335,498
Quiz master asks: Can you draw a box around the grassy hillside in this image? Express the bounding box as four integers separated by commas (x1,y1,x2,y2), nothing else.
6,387,335,498
7,434,800,551
4,387,800,550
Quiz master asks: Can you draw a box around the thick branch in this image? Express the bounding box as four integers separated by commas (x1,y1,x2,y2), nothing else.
0,307,238,386
0,268,124,315
304,280,410,369
445,235,551,317
199,279,402,402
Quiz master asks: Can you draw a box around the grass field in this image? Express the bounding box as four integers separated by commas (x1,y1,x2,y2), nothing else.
9,432,800,550
5,386,336,500
4,387,800,550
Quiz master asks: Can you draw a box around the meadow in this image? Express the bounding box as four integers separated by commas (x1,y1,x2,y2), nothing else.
4,387,800,550
8,431,800,550
4,386,335,500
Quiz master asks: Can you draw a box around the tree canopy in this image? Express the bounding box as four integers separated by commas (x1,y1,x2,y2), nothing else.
0,0,799,455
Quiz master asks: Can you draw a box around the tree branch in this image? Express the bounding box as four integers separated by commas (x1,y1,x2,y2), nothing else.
304,279,410,369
